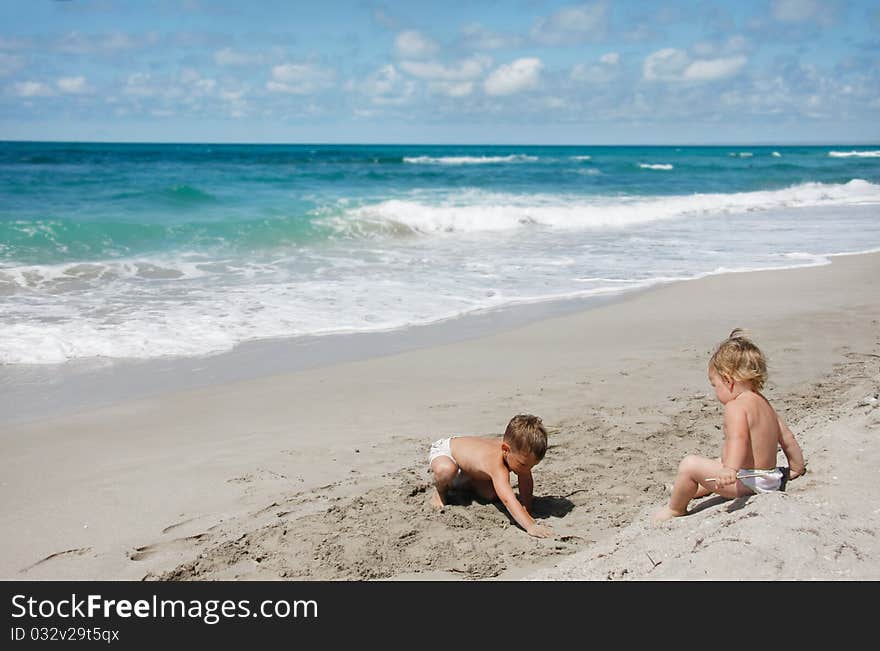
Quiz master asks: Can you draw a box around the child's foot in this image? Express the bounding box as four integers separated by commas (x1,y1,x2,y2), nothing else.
429,489,446,510
653,506,686,522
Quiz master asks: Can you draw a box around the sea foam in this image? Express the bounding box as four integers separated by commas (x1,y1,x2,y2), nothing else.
829,151,880,158
335,179,880,235
403,155,538,165
3,142,880,367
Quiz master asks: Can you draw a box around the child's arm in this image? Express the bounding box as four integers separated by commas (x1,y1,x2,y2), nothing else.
717,402,750,487
517,470,534,513
777,414,806,479
490,471,552,538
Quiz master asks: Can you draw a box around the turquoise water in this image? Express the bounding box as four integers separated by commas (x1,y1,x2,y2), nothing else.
1,141,879,364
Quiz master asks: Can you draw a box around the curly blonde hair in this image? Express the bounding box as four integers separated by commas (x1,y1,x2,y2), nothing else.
503,414,548,460
709,328,768,391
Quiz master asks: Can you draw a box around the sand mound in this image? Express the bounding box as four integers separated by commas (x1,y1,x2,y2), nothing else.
526,354,880,580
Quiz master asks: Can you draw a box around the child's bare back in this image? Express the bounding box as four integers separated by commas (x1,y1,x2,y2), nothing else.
723,390,785,471
427,415,554,538
450,436,502,474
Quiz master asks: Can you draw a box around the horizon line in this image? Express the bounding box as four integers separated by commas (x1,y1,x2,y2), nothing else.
2,138,879,147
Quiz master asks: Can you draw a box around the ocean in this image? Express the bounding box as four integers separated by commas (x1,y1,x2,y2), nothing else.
1,141,879,366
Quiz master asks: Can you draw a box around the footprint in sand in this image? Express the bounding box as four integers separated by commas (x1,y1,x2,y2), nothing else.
161,516,199,535
129,533,210,561
21,547,92,573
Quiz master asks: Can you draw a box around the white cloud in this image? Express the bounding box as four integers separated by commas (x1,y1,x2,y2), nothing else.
0,53,23,76
643,48,746,82
123,70,207,100
483,58,543,96
624,23,661,43
571,52,619,84
460,23,522,50
11,81,54,97
771,0,834,24
399,55,492,81
428,81,474,97
267,63,334,95
219,88,245,102
356,64,415,105
194,78,217,93
123,72,158,97
216,85,250,117
57,76,89,94
103,33,137,51
395,30,438,59
57,31,139,54
708,60,870,121
543,96,567,109
119,68,251,118
683,56,747,81
214,48,264,67
642,48,690,81
531,2,609,45
693,35,750,58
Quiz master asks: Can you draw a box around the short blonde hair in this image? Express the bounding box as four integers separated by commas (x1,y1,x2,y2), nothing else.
503,414,548,461
709,328,768,391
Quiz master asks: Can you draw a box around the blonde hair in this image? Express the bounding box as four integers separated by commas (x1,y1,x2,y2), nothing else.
709,328,768,391
503,414,548,461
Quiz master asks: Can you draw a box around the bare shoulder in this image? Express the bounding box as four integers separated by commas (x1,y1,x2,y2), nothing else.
450,436,482,458
722,398,751,435
747,390,779,419
723,397,748,417
451,437,503,472
732,390,772,415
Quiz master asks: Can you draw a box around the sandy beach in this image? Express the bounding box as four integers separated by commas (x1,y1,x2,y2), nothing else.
2,252,878,581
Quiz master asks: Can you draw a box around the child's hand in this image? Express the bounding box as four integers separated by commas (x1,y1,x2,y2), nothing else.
526,523,554,539
714,466,738,488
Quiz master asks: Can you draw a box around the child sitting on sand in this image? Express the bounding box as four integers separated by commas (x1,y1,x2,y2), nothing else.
654,329,806,521
428,414,554,538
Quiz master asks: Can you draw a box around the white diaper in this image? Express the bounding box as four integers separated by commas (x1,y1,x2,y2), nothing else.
428,437,467,489
739,468,784,494
428,436,458,465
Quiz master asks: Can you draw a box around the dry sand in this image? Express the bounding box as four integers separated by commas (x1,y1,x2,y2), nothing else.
526,355,880,580
1,252,878,581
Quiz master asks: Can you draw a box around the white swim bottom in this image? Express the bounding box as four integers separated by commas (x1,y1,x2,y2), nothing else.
428,437,467,489
428,436,458,466
739,468,784,494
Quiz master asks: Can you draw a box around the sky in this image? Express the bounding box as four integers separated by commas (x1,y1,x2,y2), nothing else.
0,0,878,144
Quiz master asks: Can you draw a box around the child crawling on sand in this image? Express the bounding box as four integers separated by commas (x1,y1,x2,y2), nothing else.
428,414,554,538
655,329,807,521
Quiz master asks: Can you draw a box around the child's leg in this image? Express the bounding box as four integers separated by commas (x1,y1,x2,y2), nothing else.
692,458,722,498
430,456,460,509
655,455,748,521
693,484,712,498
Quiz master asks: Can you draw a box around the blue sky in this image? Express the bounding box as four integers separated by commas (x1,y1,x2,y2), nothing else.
1,0,878,144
